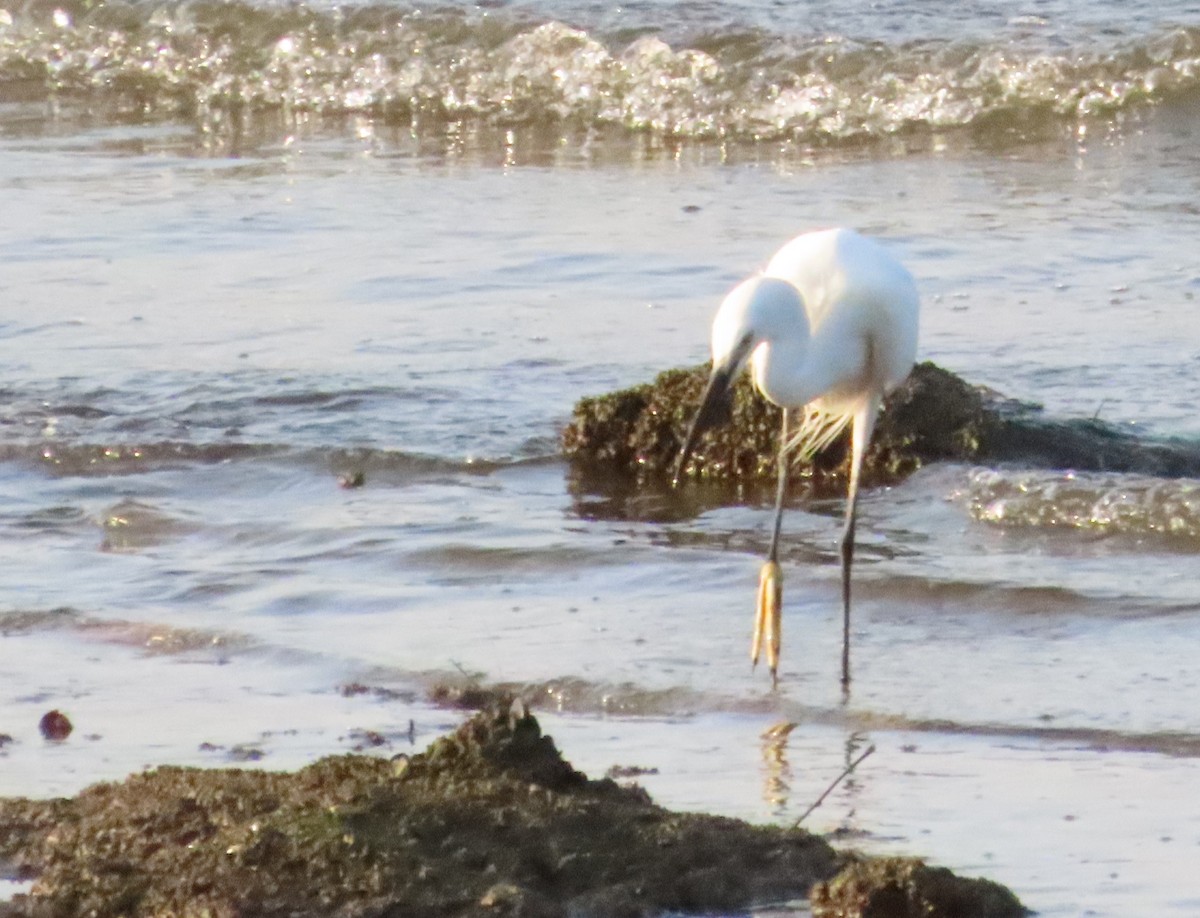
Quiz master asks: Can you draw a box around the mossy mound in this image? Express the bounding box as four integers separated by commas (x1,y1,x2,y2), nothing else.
0,702,847,917
0,702,1032,917
561,362,998,491
812,855,1029,918
562,361,1200,490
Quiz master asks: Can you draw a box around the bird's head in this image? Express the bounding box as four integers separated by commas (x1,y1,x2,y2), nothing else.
672,276,807,486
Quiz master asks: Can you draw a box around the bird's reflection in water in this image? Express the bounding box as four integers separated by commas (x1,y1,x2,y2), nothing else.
833,731,873,834
762,725,876,832
760,721,798,816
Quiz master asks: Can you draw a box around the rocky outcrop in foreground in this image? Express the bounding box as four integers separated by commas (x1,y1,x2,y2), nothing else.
0,702,1025,917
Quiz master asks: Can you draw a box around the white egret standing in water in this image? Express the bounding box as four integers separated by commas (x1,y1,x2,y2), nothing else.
673,228,920,686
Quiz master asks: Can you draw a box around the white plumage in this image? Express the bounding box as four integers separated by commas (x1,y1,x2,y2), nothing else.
676,227,920,685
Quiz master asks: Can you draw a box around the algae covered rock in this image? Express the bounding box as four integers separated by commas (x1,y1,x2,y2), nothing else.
562,360,1200,489
0,701,1033,917
0,701,841,917
811,855,1029,918
562,361,997,491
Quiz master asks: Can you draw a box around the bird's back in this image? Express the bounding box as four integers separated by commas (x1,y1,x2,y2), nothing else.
763,228,919,397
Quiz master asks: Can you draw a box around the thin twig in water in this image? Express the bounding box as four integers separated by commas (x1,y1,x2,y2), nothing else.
449,659,480,684
794,744,876,826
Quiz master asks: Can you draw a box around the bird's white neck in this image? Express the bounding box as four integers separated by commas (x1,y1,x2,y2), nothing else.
751,336,819,408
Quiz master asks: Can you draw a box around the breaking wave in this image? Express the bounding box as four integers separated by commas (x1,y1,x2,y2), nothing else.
962,468,1200,543
4,0,1200,145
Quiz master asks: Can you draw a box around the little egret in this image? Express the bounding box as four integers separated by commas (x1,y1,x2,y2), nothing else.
673,228,920,686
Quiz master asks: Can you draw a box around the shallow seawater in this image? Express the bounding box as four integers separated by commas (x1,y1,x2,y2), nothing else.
3,0,1200,913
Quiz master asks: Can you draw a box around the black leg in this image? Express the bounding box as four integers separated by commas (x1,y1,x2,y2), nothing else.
839,403,877,689
839,493,859,687
767,408,790,564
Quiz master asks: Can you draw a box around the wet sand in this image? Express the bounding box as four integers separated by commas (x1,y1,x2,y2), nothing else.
0,698,1026,917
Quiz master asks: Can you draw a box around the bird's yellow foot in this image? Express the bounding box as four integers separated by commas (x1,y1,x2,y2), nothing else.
752,560,782,683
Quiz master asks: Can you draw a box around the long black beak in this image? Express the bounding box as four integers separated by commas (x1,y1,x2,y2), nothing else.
671,360,739,487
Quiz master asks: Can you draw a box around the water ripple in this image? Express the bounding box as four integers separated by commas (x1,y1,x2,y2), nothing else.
5,2,1200,145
